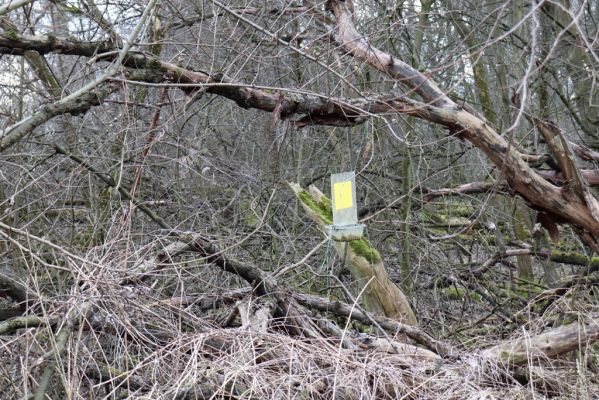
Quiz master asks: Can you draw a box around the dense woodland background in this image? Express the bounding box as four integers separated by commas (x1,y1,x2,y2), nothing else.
1,0,599,398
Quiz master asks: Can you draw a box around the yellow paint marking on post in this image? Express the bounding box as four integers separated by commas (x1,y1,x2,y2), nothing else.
333,181,353,211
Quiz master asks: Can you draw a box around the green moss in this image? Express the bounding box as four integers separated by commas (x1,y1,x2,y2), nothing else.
421,204,474,221
419,209,436,223
444,286,465,300
550,251,599,270
442,286,482,302
145,56,162,70
514,218,530,239
333,233,363,241
349,239,381,264
298,190,332,225
4,31,18,40
239,200,259,228
450,205,475,218
555,241,580,252
297,189,380,263
319,195,333,216
59,4,82,14
501,286,539,300
427,227,484,243
514,278,543,294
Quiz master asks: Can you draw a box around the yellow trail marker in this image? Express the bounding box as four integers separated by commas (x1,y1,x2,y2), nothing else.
333,181,353,211
329,171,364,241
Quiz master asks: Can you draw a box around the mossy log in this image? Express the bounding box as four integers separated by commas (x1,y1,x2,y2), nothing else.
289,183,418,326
549,250,599,272
0,315,58,335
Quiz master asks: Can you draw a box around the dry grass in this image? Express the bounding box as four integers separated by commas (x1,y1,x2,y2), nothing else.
1,270,598,400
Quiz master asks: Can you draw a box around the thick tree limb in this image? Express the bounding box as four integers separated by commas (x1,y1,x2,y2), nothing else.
569,142,599,162
327,0,599,239
529,116,599,217
481,315,599,365
0,315,57,335
499,248,599,274
423,181,511,202
0,31,454,129
0,0,35,17
326,0,450,107
422,170,599,204
0,30,365,126
0,18,62,96
3,29,599,184
0,84,118,152
0,31,114,56
536,169,599,186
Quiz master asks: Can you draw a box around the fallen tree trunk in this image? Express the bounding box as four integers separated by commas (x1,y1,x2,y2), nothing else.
481,315,599,365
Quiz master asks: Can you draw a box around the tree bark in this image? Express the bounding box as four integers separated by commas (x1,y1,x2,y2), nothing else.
481,315,599,365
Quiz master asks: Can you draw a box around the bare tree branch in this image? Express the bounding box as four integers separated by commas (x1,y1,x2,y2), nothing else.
0,84,118,152
326,0,599,238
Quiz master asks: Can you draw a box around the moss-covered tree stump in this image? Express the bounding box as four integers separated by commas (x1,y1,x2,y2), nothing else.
289,182,418,327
